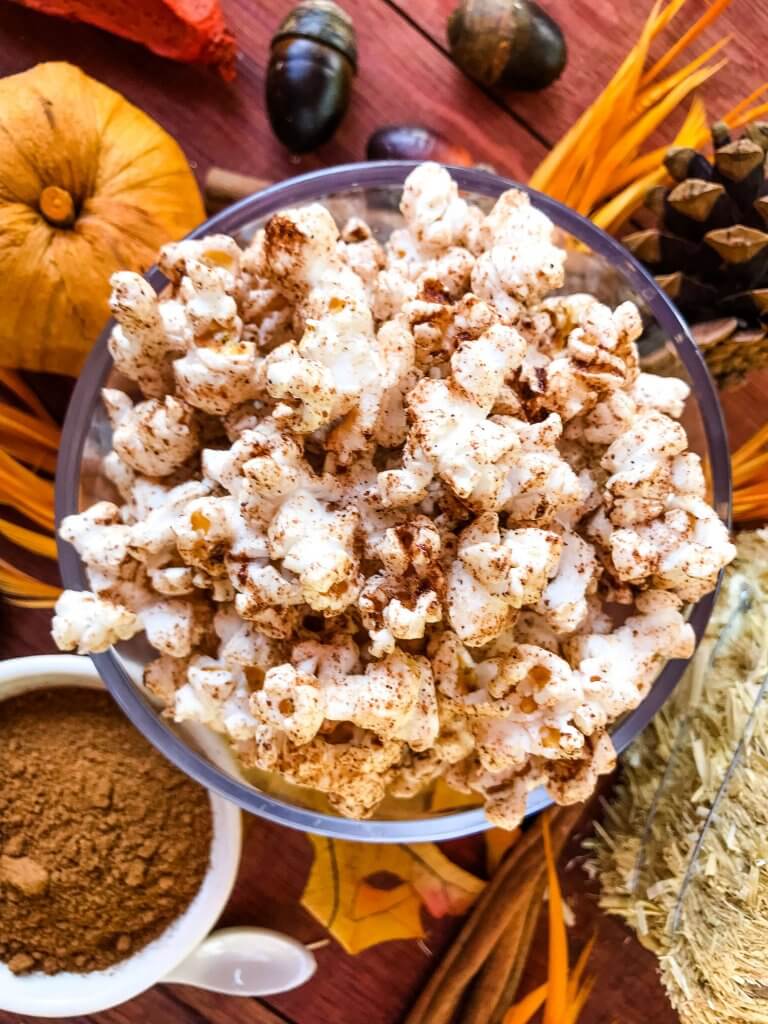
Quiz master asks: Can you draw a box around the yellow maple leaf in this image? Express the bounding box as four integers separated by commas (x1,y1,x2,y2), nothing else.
301,835,486,954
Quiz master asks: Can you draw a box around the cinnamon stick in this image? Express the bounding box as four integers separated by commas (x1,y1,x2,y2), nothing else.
403,805,582,1024
204,167,271,213
489,872,548,1023
462,866,548,1024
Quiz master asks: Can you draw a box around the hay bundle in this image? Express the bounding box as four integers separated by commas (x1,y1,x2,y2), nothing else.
592,530,768,1023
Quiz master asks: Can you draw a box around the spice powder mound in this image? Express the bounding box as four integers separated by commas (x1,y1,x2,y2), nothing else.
0,687,212,975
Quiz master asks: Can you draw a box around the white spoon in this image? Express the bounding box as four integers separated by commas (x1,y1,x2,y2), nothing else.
164,927,317,996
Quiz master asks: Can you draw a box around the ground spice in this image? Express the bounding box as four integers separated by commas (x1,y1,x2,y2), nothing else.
0,687,212,975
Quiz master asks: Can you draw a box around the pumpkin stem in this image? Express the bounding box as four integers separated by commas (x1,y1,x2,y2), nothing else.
39,186,76,227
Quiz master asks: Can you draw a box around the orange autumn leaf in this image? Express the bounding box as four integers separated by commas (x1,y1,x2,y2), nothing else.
407,843,486,918
301,835,485,955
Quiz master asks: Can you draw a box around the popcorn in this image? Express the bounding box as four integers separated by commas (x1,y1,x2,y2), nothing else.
52,590,140,654
520,295,641,422
498,413,585,526
55,162,734,829
378,321,525,508
102,390,199,477
400,162,476,257
261,204,384,445
252,664,325,745
536,531,599,634
108,272,186,398
359,517,444,655
471,188,566,320
447,513,563,646
172,655,260,743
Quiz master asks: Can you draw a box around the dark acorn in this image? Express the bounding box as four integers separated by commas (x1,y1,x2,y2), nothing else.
366,125,474,166
266,0,356,153
447,0,566,92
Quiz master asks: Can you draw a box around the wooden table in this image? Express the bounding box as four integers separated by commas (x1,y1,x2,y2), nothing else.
0,1,766,1021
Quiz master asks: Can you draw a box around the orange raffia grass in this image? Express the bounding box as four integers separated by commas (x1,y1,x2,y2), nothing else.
0,374,60,594
503,982,548,1024
503,813,595,1024
542,813,569,1024
529,0,768,234
0,558,61,607
731,423,768,523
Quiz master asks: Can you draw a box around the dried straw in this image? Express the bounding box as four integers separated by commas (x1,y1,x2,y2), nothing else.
591,530,768,1024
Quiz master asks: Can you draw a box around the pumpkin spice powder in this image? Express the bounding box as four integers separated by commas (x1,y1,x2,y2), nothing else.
0,687,212,975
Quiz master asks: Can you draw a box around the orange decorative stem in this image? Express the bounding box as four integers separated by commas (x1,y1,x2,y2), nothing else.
39,186,76,227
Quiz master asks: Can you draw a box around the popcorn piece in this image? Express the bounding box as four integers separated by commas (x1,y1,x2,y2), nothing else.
276,729,405,819
388,708,475,799
565,590,695,731
172,495,263,578
107,272,186,397
544,730,616,805
520,295,641,421
262,204,384,441
140,597,211,658
172,655,260,743
214,606,283,679
341,216,385,295
400,162,476,257
127,480,212,561
602,410,688,520
159,235,242,290
471,189,566,320
59,501,133,596
632,372,689,419
155,241,265,416
607,495,736,601
204,424,362,613
499,413,585,526
447,513,562,646
359,517,444,655
379,322,525,508
268,491,361,614
143,654,188,703
102,390,199,477
587,408,735,598
324,650,440,751
148,565,196,596
52,590,140,654
536,531,598,634
252,664,325,745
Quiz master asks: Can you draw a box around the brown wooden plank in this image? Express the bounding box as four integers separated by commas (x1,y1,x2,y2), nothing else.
0,0,544,188
163,986,296,1024
392,0,768,152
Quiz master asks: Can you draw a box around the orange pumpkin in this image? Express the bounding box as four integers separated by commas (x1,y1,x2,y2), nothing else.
0,62,205,375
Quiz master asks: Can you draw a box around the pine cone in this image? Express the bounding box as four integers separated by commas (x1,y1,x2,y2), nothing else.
624,122,768,387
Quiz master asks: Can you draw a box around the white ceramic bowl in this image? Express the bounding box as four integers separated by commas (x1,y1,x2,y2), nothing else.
0,654,242,1017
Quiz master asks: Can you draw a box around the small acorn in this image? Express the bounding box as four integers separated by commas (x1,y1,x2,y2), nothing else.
366,125,474,166
266,0,356,153
447,0,566,92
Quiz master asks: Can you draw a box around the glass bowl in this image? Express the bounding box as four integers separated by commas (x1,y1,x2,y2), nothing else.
56,162,731,842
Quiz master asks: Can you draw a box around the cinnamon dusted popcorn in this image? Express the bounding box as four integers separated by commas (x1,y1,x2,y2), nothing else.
54,162,735,828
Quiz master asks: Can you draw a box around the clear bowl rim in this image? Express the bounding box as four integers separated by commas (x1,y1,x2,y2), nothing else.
56,160,731,841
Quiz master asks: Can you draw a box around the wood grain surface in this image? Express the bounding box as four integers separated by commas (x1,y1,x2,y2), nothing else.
0,1,765,1022
394,0,768,149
